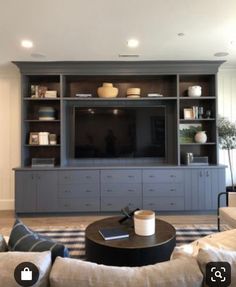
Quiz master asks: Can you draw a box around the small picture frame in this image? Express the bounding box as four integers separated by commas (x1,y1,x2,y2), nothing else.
29,132,39,145
184,108,194,119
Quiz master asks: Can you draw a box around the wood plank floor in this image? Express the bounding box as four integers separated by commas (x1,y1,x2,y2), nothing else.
0,210,217,236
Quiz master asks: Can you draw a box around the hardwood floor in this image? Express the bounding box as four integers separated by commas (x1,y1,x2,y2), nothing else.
0,210,217,236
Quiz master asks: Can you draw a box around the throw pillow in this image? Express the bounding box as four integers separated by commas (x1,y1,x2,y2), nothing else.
0,251,51,287
0,234,8,252
197,247,236,287
50,257,203,287
8,219,69,262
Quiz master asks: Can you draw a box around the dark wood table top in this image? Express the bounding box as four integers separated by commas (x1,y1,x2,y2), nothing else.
85,216,176,249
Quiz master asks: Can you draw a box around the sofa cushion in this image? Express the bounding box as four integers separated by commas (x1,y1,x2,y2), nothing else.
8,219,69,262
220,207,236,229
197,247,236,287
50,257,203,287
0,251,51,287
171,228,236,259
0,234,8,252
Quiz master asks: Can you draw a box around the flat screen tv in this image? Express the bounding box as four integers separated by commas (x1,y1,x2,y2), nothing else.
74,107,166,159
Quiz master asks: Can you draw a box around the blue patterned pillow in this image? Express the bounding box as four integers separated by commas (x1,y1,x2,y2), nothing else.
8,219,69,262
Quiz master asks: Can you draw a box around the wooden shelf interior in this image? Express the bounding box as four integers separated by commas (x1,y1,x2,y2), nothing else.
180,144,217,165
65,75,177,98
179,98,216,119
179,75,216,97
24,145,61,167
23,75,61,98
25,100,60,120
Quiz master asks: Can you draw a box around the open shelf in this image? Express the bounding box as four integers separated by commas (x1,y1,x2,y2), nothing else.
179,118,215,122
179,97,216,100
24,120,61,122
180,143,216,145
24,98,60,101
25,144,61,147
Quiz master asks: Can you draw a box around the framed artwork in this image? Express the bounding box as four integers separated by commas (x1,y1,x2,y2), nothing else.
29,132,39,145
183,108,194,119
179,123,202,143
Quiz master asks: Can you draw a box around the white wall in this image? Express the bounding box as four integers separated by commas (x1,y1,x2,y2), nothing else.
0,64,20,210
218,68,236,187
0,65,235,210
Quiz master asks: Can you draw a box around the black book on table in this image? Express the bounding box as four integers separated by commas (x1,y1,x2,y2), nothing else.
99,227,129,240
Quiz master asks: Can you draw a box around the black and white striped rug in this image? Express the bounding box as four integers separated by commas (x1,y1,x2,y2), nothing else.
35,224,218,260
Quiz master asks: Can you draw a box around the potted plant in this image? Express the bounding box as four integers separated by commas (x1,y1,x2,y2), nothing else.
218,116,236,191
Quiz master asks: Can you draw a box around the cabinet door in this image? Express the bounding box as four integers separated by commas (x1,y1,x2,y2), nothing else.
37,171,58,212
191,169,206,210
15,171,37,213
187,168,225,211
211,168,226,209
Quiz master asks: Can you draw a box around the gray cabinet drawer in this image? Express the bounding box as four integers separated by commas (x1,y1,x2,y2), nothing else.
143,183,184,196
58,170,99,184
58,198,100,212
143,170,183,183
143,197,184,211
101,183,142,197
101,170,142,183
58,184,99,198
101,196,142,211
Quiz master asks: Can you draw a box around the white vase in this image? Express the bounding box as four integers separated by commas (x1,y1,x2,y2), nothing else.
194,131,207,143
188,86,202,97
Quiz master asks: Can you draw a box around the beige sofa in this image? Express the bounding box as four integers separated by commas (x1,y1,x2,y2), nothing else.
1,230,236,287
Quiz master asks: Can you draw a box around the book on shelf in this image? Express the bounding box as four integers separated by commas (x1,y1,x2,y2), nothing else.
99,228,129,240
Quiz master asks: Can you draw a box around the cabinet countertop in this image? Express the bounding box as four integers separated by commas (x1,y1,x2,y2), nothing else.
13,164,227,171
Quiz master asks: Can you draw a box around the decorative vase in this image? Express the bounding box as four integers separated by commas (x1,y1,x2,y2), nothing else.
38,106,55,120
194,131,207,143
97,83,118,98
188,86,202,97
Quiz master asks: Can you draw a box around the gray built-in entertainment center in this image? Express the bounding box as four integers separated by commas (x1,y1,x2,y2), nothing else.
13,61,226,214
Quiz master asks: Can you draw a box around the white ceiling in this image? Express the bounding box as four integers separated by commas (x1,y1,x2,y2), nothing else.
1,0,236,68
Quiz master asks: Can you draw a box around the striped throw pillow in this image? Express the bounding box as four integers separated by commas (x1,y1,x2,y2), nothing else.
8,219,69,262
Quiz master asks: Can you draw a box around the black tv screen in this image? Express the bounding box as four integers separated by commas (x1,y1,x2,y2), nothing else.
74,107,166,158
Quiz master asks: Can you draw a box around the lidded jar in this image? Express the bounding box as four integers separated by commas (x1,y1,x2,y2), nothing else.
97,83,118,98
134,210,155,236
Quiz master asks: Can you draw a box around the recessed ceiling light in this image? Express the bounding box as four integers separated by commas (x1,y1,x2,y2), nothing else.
177,33,185,37
214,52,229,57
21,40,33,48
127,39,139,48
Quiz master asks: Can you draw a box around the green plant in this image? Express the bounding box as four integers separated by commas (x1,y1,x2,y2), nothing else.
218,116,236,190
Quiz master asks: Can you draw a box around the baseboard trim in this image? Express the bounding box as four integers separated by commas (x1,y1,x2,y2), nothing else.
0,200,14,210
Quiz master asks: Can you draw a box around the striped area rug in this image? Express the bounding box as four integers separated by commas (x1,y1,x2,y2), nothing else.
35,224,218,260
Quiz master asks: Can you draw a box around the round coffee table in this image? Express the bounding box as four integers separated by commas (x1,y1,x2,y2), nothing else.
85,216,176,267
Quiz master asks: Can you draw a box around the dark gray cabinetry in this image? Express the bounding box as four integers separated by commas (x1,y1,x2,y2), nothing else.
184,168,225,211
13,61,226,213
143,170,185,211
15,167,225,213
58,170,100,212
15,171,58,213
101,170,142,211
